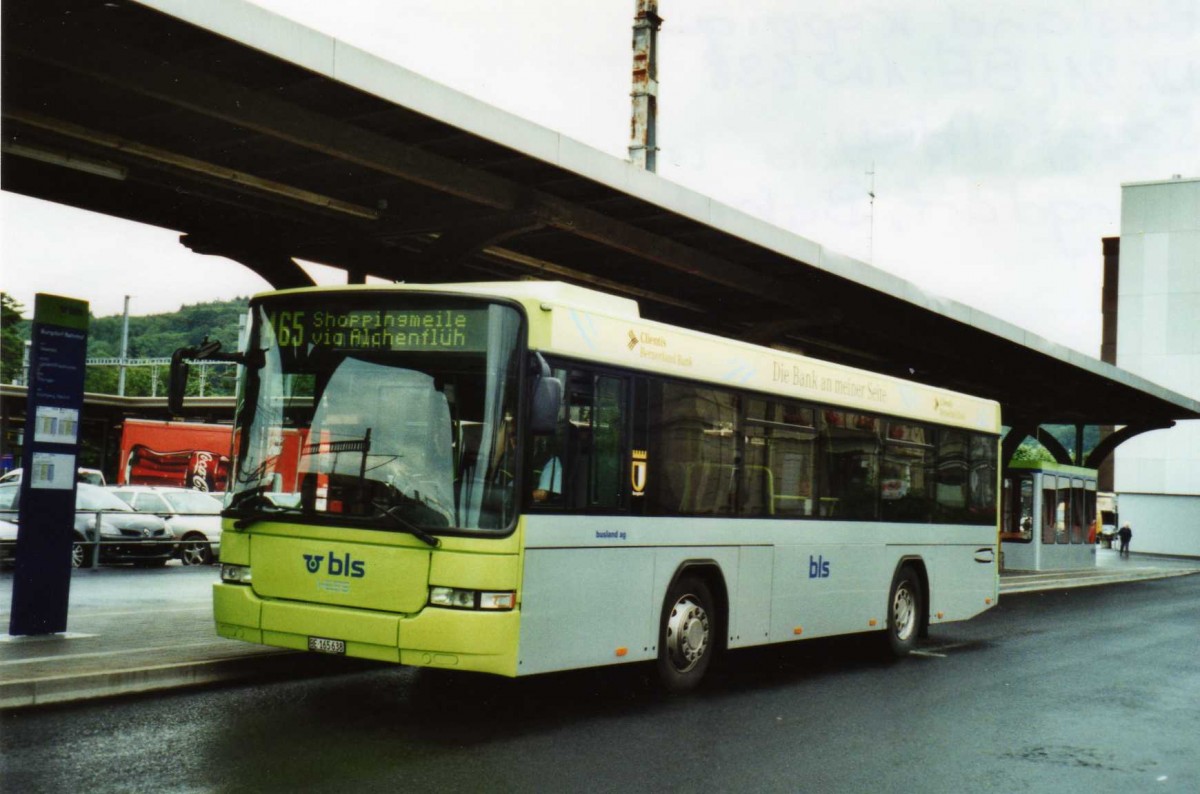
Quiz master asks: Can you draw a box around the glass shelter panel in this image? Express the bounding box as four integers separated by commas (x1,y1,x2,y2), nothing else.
1053,476,1072,544
1001,474,1035,542
1070,478,1087,544
1042,475,1058,545
1019,477,1034,540
1085,481,1097,543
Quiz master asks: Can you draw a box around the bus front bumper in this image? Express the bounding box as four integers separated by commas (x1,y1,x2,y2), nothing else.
213,583,520,677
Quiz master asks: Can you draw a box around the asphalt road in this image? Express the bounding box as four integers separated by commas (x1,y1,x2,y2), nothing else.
3,574,1198,793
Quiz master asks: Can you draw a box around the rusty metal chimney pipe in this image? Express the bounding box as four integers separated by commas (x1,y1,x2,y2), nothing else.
629,0,661,172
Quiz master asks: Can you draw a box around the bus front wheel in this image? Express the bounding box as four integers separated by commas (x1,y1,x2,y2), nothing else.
656,575,716,693
886,564,923,657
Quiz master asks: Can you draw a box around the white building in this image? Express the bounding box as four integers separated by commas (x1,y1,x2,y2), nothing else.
1115,176,1200,556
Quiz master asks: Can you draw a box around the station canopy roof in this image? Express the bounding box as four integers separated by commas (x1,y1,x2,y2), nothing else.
4,0,1199,433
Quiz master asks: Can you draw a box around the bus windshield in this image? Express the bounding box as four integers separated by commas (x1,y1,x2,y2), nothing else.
228,293,523,535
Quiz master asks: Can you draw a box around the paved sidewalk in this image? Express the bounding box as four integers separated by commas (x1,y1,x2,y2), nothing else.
2,549,1198,710
0,565,372,710
1000,546,1200,593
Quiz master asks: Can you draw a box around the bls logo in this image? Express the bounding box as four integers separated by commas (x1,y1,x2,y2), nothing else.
808,555,831,579
302,552,366,578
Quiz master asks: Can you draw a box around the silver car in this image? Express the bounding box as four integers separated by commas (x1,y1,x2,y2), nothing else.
0,518,17,566
110,486,223,565
0,483,174,568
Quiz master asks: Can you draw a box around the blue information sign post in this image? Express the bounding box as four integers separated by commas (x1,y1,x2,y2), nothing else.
9,294,90,636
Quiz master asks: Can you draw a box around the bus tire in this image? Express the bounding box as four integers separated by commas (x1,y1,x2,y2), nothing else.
885,564,923,657
656,575,717,693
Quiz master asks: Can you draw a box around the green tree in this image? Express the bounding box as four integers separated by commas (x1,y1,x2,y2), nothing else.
1012,442,1055,464
1,293,27,385
84,297,248,395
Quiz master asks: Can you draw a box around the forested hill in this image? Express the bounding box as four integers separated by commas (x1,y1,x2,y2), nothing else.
6,295,249,358
78,297,249,396
2,294,249,396
86,297,249,359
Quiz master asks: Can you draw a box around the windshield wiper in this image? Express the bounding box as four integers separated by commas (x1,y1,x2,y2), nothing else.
227,488,302,529
373,503,441,547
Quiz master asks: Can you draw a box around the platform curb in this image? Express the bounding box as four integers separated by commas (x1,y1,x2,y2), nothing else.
0,650,378,710
999,568,1200,595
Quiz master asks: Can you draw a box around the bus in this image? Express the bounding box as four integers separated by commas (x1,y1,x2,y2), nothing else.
183,281,1001,692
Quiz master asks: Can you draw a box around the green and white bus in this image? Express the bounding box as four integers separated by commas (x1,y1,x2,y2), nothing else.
197,281,1001,691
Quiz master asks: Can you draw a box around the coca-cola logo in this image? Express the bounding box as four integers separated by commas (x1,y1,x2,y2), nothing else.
127,444,227,490
191,451,214,492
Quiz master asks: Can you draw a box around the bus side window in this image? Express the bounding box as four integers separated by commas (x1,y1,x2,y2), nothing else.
529,368,569,508
588,375,627,509
969,434,998,526
563,372,593,509
819,411,881,520
881,422,934,523
934,429,969,523
529,368,628,511
648,382,738,516
742,399,815,518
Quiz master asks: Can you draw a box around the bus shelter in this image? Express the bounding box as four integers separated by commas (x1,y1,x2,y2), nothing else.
1001,462,1098,571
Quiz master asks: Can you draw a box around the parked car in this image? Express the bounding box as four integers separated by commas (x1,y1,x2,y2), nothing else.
0,518,18,566
110,485,223,565
0,483,174,568
1,485,21,567
0,467,106,486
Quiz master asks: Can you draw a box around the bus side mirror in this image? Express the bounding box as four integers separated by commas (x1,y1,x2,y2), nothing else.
168,337,245,414
531,376,562,435
530,353,562,435
168,348,190,415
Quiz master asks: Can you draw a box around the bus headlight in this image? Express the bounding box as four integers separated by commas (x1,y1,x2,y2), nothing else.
429,587,515,611
221,564,252,584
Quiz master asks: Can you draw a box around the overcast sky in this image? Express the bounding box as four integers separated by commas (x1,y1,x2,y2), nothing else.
2,0,1197,357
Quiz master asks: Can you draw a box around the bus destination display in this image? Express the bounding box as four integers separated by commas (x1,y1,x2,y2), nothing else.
268,307,490,352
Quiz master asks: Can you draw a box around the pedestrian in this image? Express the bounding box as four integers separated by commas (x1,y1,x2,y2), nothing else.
1118,522,1132,556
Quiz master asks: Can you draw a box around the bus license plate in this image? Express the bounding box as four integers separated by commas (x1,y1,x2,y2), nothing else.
308,636,345,655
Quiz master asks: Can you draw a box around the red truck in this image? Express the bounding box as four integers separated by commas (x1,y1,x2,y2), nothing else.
118,419,234,492
119,419,304,493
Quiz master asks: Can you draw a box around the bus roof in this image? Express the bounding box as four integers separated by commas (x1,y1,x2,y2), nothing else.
259,281,1001,434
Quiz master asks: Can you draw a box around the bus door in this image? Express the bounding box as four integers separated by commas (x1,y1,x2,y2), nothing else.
528,366,630,512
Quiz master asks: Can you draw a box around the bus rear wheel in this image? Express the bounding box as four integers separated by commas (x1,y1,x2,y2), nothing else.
886,564,923,657
656,575,716,693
